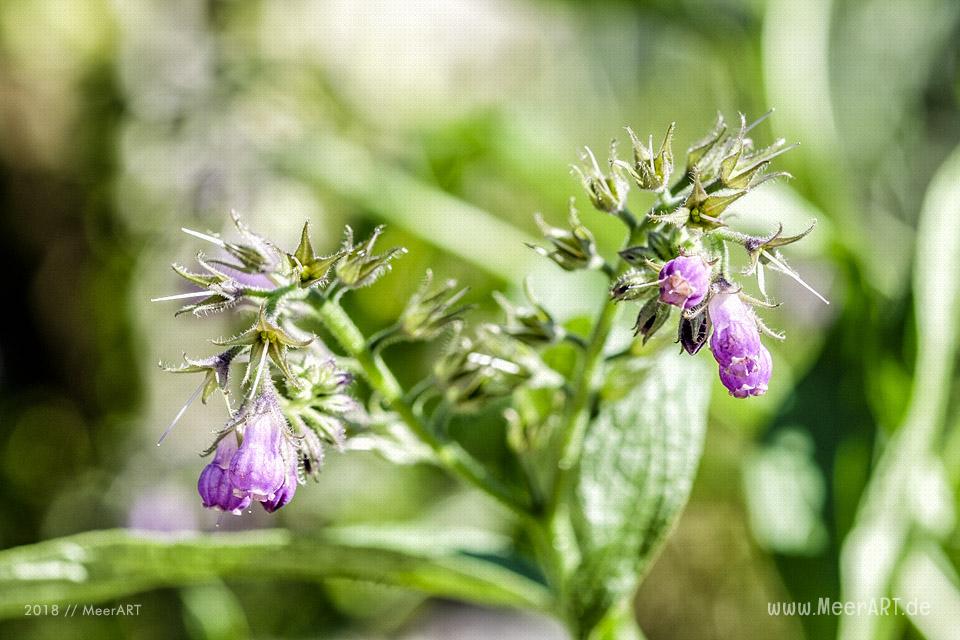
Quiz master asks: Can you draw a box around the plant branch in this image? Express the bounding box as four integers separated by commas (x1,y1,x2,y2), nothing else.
550,204,653,492
308,292,532,519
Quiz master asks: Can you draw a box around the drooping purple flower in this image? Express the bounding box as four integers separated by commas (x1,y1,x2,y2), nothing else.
228,389,288,502
198,437,252,515
717,342,772,398
709,315,762,363
708,293,771,398
658,255,710,309
262,444,299,513
707,290,745,327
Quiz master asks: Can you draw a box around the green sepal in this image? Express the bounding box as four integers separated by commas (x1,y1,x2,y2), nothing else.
335,225,408,289
632,298,671,343
291,221,345,287
161,347,241,404
685,111,727,171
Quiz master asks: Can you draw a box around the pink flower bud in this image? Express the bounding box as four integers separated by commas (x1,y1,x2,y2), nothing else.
658,256,710,309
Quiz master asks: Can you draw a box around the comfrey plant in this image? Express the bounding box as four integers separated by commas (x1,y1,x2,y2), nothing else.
153,111,822,637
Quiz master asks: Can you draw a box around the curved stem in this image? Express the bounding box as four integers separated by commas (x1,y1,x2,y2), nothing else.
308,293,532,519
562,333,589,350
615,208,639,232
554,299,619,475
366,322,400,351
542,201,661,583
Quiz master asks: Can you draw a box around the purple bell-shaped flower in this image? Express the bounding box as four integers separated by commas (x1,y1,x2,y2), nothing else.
658,255,710,309
717,342,772,398
708,293,771,398
228,390,288,502
262,444,299,513
198,437,251,515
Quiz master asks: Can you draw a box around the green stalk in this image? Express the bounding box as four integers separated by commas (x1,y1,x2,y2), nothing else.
542,195,671,627
549,206,652,515
555,298,619,475
542,211,650,591
308,293,531,519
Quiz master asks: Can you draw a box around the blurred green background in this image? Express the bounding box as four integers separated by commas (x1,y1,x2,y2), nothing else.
1,0,959,638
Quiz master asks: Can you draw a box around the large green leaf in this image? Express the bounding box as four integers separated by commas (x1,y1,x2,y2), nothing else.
0,528,553,619
571,350,710,631
839,141,960,640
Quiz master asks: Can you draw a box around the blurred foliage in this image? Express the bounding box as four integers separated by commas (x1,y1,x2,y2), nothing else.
1,0,959,638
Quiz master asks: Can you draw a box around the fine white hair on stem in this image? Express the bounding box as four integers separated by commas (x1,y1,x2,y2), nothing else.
761,249,829,304
181,227,227,248
157,379,205,445
249,345,270,401
151,290,211,302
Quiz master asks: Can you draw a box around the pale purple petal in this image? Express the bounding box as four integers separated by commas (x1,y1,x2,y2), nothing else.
658,256,710,309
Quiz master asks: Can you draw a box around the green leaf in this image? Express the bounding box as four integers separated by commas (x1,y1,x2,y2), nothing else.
586,598,645,640
839,142,960,640
0,528,553,619
570,349,709,631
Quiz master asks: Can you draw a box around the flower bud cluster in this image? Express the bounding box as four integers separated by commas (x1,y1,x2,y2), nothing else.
395,270,471,343
572,145,629,214
527,202,605,272
434,325,562,411
493,280,565,346
594,112,825,398
336,225,408,289
617,123,675,192
157,216,405,321
156,215,382,515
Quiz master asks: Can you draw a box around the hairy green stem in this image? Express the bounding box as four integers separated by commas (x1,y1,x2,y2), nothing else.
540,198,669,619
544,294,620,588
550,205,650,511
366,321,401,351
540,211,648,592
308,292,531,519
705,226,751,246
554,299,619,475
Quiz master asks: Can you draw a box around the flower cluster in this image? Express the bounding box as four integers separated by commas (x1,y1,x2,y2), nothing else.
546,111,825,398
155,217,372,515
153,109,823,532
178,354,356,515
199,385,295,513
